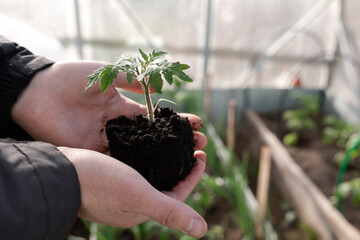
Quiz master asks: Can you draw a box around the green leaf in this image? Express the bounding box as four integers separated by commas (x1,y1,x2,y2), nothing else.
139,48,148,61
150,49,169,60
126,71,134,85
159,61,192,85
162,68,174,85
147,68,163,93
338,182,352,198
283,132,298,146
302,118,316,130
116,54,137,64
84,66,106,92
286,118,302,131
99,65,120,93
282,110,297,121
84,65,120,93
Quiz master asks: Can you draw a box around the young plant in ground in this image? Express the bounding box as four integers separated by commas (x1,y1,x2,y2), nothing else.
84,49,193,124
322,115,360,148
282,93,320,146
332,133,360,212
333,177,360,207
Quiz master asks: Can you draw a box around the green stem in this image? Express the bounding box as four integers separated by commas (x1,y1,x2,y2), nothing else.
141,81,154,124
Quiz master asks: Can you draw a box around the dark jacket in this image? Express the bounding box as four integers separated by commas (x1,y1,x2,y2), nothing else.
0,35,81,240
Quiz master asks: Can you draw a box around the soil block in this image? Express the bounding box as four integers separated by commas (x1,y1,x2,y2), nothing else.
106,107,196,191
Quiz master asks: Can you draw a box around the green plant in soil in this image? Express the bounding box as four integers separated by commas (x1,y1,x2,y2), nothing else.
331,133,360,212
84,48,197,192
282,93,320,146
85,48,193,124
333,177,360,207
320,115,360,211
322,115,360,149
81,49,201,238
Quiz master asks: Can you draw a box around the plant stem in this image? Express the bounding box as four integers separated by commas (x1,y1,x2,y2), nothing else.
141,81,154,124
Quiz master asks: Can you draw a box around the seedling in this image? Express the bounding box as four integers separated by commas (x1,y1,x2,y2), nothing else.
282,93,320,146
83,49,196,191
84,49,193,124
322,115,360,148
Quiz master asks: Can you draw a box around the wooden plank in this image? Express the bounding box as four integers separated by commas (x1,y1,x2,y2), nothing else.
226,99,237,150
244,109,360,240
256,145,272,239
204,72,212,117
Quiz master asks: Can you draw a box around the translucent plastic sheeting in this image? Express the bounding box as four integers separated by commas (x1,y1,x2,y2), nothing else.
1,0,359,106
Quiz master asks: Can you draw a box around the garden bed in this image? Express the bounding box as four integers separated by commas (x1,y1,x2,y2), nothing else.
235,109,360,239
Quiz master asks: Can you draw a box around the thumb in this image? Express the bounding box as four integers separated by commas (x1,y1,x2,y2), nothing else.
142,193,208,238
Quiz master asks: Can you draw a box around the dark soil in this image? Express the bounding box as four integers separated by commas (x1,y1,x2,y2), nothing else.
204,197,244,240
106,107,196,191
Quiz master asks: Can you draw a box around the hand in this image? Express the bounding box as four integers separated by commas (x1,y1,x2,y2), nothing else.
11,61,207,153
58,146,208,238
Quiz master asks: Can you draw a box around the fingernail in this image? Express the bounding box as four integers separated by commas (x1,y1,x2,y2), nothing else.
183,217,205,238
192,121,203,131
196,154,207,162
194,134,199,144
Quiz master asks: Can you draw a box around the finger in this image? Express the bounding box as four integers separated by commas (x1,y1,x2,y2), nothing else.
113,72,155,94
178,113,203,131
112,72,143,94
141,192,208,238
193,132,207,150
164,151,207,201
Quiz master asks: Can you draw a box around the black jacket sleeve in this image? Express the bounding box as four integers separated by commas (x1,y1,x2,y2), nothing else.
0,35,54,140
0,141,81,240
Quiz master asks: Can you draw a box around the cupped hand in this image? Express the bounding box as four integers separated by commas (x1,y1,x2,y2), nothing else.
58,146,208,238
12,61,207,153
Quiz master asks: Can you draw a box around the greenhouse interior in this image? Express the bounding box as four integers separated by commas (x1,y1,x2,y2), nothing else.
2,0,360,239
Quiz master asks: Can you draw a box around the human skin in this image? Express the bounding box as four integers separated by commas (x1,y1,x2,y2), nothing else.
11,61,208,238
59,146,207,238
12,61,207,153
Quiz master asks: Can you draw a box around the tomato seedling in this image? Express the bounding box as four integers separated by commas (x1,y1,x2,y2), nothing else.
84,49,193,124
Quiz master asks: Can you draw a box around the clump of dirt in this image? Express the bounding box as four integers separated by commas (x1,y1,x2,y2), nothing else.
106,107,196,191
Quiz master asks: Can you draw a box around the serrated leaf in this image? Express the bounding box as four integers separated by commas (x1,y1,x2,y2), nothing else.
150,49,169,61
162,68,174,85
84,65,107,92
160,61,193,84
147,68,163,93
172,62,190,71
139,48,148,61
126,71,135,85
116,54,137,64
99,65,120,93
